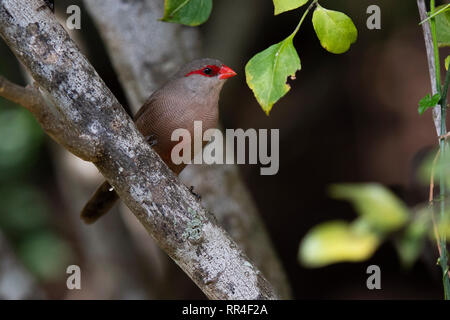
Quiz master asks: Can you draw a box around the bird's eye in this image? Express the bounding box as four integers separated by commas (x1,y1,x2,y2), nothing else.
185,65,219,77
203,67,213,75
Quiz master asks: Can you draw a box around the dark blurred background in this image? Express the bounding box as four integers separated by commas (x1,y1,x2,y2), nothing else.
0,0,448,299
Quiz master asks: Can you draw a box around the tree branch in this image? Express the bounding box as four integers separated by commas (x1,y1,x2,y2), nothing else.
83,0,292,298
0,0,279,300
417,0,442,136
0,76,39,110
0,75,60,135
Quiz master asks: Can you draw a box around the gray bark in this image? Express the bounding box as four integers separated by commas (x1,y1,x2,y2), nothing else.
17,67,153,299
417,0,442,136
0,0,279,299
83,0,291,299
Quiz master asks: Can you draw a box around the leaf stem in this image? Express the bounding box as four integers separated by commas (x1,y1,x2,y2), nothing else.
431,0,450,300
290,0,319,38
441,68,450,109
419,3,450,25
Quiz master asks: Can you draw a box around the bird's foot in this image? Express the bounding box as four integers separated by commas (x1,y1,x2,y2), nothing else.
145,134,158,147
189,186,202,201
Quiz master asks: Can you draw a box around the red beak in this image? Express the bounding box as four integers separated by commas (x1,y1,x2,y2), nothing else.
218,65,237,80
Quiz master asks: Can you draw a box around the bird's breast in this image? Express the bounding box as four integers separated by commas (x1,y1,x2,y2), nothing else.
134,90,219,174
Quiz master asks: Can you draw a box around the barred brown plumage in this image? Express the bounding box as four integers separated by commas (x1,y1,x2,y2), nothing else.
81,58,236,224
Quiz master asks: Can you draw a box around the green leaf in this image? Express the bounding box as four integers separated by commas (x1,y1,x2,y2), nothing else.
329,183,409,232
418,93,441,115
435,4,450,47
299,220,380,268
446,55,450,71
395,208,430,268
312,5,358,54
245,36,301,115
273,0,309,15
161,0,212,26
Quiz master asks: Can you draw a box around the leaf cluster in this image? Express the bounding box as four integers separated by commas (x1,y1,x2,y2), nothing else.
161,0,358,114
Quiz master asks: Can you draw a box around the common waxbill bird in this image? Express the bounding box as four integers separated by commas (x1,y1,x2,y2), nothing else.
81,58,237,224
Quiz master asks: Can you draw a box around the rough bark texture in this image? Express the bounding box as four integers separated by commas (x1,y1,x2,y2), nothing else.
0,0,279,299
83,0,291,298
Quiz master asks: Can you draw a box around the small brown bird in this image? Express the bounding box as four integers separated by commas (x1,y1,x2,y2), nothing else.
81,58,237,224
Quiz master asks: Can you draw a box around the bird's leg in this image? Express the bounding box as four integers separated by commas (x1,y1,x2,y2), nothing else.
189,186,202,201
145,134,158,147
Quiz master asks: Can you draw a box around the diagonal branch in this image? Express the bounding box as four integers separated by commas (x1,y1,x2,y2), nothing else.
83,0,291,298
0,0,279,300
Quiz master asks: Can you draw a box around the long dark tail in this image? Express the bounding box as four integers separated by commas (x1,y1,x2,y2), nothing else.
81,181,119,224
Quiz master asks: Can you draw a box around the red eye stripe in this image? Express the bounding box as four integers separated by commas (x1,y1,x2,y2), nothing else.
185,65,221,77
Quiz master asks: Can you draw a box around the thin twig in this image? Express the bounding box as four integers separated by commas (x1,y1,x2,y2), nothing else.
0,76,42,111
429,149,442,256
417,0,442,136
429,149,440,203
420,3,450,25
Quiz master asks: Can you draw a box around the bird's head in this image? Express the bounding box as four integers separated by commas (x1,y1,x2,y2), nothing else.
171,58,237,100
183,59,237,80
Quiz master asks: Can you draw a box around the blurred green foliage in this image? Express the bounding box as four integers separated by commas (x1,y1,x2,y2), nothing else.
395,208,431,268
299,182,450,269
329,184,409,233
0,184,49,236
0,104,44,180
419,148,450,188
299,219,379,268
0,57,74,282
18,231,73,282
